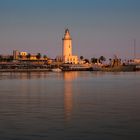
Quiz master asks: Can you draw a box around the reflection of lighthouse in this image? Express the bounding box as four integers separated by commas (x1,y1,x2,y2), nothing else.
64,72,78,121
62,29,78,64
64,81,73,121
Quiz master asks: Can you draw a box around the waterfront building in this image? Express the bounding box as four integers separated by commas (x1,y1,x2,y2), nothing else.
13,50,19,60
62,29,78,64
19,52,28,60
30,55,37,60
13,50,48,61
20,52,27,56
134,58,140,64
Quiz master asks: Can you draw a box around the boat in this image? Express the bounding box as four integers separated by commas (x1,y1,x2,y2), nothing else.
135,64,140,71
101,64,136,72
61,64,92,71
51,68,62,72
92,64,102,71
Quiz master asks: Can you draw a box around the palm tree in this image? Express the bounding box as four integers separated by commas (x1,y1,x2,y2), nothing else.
26,53,31,61
0,55,2,62
9,56,13,62
99,56,106,63
36,53,41,60
80,56,84,61
43,55,47,60
19,55,23,61
84,59,90,64
36,53,42,64
91,57,98,64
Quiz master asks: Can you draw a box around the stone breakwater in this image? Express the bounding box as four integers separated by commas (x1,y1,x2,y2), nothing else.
101,65,137,72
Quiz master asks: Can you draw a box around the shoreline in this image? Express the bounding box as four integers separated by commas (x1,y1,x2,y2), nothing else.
0,64,139,72
0,69,51,72
0,68,139,73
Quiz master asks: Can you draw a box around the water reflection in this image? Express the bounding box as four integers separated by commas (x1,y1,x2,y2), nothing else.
0,72,50,80
63,72,78,121
0,71,140,139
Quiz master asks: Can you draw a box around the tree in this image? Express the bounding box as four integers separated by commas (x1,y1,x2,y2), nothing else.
99,56,106,63
36,53,41,64
0,55,2,62
43,55,47,60
80,56,84,61
9,56,13,62
36,53,41,60
91,57,98,64
19,55,23,61
26,53,31,60
84,59,90,64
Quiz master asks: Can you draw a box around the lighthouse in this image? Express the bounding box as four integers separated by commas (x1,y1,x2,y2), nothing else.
62,29,78,64
62,28,72,56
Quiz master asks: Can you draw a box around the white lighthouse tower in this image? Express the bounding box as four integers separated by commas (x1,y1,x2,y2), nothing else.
62,29,72,57
62,29,78,64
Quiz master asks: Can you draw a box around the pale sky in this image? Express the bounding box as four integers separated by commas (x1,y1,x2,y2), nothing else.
0,0,140,59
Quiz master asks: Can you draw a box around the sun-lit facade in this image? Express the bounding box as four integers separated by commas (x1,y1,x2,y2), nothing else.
13,50,19,60
20,52,27,56
134,59,140,63
62,29,78,64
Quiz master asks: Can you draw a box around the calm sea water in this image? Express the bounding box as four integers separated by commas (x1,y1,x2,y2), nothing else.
0,71,140,140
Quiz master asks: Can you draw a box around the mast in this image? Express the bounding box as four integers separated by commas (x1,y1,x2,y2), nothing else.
134,39,136,59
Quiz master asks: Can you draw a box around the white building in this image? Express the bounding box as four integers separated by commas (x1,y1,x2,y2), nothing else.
13,50,19,60
134,58,140,63
20,52,27,56
62,29,78,64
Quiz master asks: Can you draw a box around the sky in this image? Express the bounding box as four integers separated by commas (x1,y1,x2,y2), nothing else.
0,0,140,59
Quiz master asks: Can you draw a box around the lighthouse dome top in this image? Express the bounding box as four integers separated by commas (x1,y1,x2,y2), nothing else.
63,28,71,40
65,28,69,34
